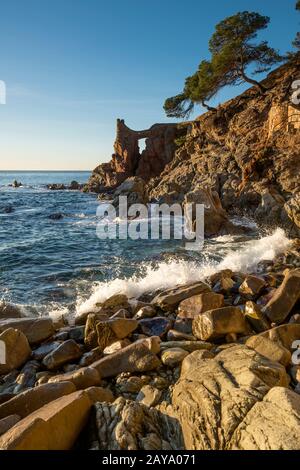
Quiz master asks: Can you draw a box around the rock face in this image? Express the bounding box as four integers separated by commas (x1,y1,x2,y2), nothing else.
171,345,289,450
0,329,31,375
86,119,186,192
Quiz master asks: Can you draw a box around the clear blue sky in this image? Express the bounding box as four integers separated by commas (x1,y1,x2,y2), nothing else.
0,0,298,170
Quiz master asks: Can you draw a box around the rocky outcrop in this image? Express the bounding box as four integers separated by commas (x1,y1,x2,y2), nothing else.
86,119,186,192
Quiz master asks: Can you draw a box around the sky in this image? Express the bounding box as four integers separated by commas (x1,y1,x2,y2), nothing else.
0,0,298,170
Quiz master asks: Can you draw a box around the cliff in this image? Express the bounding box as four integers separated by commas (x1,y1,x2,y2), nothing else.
87,56,300,235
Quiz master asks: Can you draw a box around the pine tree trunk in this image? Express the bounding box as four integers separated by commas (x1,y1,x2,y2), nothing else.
201,100,217,112
239,70,267,93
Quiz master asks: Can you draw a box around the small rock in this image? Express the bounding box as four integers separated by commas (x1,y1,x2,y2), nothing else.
167,329,196,341
136,385,162,407
134,306,157,320
103,339,131,354
161,348,189,367
0,329,31,375
139,317,173,337
116,375,150,393
43,340,82,370
151,282,211,311
48,366,101,390
173,318,193,335
239,275,266,297
244,301,270,332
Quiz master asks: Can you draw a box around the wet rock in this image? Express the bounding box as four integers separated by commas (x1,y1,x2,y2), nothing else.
173,318,193,335
246,335,291,367
48,213,64,220
139,317,172,338
136,385,162,407
192,306,248,341
0,389,101,450
0,317,54,345
0,382,76,419
230,387,300,450
69,326,85,342
244,301,270,332
53,331,69,341
48,367,101,390
91,338,161,378
263,269,300,324
161,348,189,367
98,294,130,315
0,302,24,319
13,360,40,393
172,345,289,450
178,292,224,319
0,329,31,375
32,341,61,361
69,180,80,190
133,306,157,320
151,282,211,312
42,340,82,370
0,415,20,437
239,275,266,298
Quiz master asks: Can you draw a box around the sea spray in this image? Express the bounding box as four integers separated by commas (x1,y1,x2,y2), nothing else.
76,228,291,316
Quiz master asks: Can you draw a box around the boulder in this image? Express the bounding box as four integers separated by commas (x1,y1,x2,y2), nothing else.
0,389,99,450
192,306,248,341
0,302,24,319
151,282,211,312
230,387,300,450
133,306,156,320
139,317,172,338
178,292,224,319
42,340,82,370
0,415,20,437
136,385,162,407
161,348,189,367
244,301,270,332
87,318,138,352
171,345,289,450
181,349,215,376
239,275,266,297
259,323,300,350
90,338,161,378
246,335,291,367
48,367,101,390
13,360,40,392
0,382,76,419
79,348,103,367
32,341,61,361
0,318,54,344
160,340,213,353
103,339,131,354
0,328,31,375
263,269,300,324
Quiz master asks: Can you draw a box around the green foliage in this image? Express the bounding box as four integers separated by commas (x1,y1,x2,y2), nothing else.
294,1,300,49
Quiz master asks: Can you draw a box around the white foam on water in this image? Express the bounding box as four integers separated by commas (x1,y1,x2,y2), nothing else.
76,228,291,316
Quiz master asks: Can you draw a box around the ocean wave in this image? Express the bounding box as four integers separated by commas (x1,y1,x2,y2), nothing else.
76,227,290,316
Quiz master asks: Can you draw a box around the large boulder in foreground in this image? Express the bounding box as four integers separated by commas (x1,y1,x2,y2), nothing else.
0,318,54,345
172,345,289,450
0,328,31,375
263,269,300,324
0,388,104,450
230,387,300,450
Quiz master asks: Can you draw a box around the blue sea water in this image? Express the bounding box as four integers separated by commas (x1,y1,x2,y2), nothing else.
0,171,290,317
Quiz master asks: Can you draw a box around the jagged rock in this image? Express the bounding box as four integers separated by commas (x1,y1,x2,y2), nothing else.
86,318,138,352
239,275,266,297
90,338,161,378
192,306,248,341
263,269,300,324
161,348,189,367
0,388,101,450
151,282,211,311
178,292,224,319
93,397,183,450
136,385,162,407
171,345,289,450
139,317,172,338
230,387,300,450
244,301,270,332
0,382,76,419
48,367,101,390
0,415,20,437
0,318,54,345
0,329,31,375
113,176,148,206
246,335,291,367
42,340,82,370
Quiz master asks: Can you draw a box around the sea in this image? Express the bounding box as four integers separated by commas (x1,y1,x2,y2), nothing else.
0,171,291,320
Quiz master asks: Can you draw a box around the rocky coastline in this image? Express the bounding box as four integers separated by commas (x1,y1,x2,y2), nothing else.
0,240,300,450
